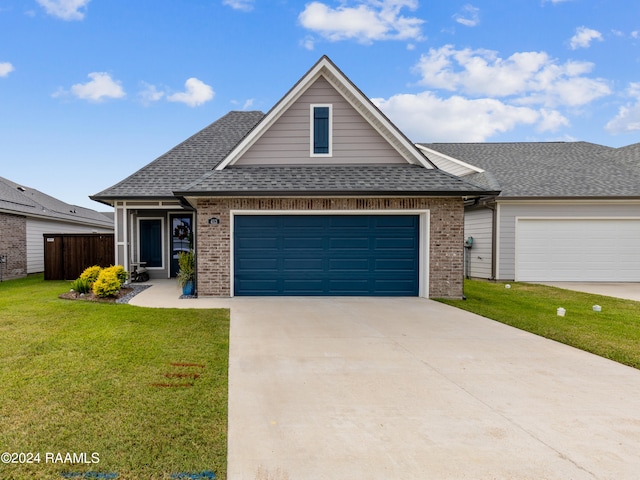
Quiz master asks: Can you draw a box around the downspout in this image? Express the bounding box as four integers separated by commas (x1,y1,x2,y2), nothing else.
489,202,497,281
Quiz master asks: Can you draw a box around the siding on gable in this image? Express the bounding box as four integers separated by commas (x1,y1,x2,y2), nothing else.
235,76,407,165
464,208,493,279
425,150,480,176
497,201,640,280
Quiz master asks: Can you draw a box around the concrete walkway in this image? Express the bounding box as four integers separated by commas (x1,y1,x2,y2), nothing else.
538,282,640,302
130,282,640,479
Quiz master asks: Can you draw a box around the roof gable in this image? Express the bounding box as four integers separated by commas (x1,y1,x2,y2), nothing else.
216,56,432,170
416,144,484,176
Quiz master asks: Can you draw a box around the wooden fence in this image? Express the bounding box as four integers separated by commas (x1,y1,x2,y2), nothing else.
44,233,114,280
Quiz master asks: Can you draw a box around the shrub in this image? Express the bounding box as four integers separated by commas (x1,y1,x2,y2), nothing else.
176,250,195,288
107,265,129,284
92,268,121,298
70,277,91,294
80,265,102,285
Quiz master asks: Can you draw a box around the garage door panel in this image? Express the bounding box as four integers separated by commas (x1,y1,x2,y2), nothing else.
329,237,370,249
282,237,324,249
516,219,640,282
236,258,278,271
283,258,323,271
375,237,417,250
329,258,369,271
234,215,419,296
375,258,417,271
236,237,278,250
375,279,418,293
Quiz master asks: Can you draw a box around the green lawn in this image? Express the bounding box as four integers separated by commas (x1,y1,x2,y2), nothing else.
0,275,229,480
438,280,640,369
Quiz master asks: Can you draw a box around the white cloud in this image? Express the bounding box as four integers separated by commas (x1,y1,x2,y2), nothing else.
413,45,611,107
298,0,424,44
372,92,540,142
628,82,640,98
36,0,90,21
0,62,14,77
167,78,214,107
536,109,570,132
569,26,603,50
300,35,316,50
54,72,125,102
453,4,479,27
605,104,640,134
222,0,254,12
605,82,640,134
138,82,165,105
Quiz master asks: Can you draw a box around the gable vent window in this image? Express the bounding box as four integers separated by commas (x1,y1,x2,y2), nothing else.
311,104,332,156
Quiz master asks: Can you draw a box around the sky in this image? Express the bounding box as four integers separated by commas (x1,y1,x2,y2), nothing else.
1,0,639,210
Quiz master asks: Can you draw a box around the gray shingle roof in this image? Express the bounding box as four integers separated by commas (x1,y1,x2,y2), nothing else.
0,176,113,228
177,165,494,196
93,110,494,201
420,142,640,197
91,111,266,200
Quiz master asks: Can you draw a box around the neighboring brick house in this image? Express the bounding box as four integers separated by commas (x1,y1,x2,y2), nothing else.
92,56,496,298
0,176,113,280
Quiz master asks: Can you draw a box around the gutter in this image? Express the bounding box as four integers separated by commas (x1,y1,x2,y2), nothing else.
172,189,502,198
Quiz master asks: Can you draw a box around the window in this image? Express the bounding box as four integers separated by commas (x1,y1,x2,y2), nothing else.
311,104,332,156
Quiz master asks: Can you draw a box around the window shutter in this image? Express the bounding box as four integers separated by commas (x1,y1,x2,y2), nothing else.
313,106,330,154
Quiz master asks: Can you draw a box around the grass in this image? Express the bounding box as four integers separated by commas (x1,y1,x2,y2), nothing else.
0,275,230,480
438,279,640,369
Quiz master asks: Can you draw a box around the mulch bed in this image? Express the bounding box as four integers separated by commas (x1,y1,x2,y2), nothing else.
59,288,134,303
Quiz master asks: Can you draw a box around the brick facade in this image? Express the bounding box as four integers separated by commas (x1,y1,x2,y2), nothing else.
196,197,464,299
0,212,27,279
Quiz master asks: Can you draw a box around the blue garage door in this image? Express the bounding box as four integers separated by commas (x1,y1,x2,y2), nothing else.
234,215,419,296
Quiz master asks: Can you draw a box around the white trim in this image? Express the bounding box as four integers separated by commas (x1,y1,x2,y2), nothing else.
495,203,501,280
516,216,640,221
229,209,430,298
415,145,485,173
136,216,165,270
216,56,432,170
310,103,333,157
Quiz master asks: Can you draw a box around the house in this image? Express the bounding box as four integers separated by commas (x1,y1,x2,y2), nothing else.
91,56,496,298
0,176,114,280
419,142,640,282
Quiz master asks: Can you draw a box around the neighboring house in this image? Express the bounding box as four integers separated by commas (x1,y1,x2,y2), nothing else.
91,56,496,298
0,176,114,280
419,142,640,282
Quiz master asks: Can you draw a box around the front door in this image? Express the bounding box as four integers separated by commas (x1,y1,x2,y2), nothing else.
170,214,193,277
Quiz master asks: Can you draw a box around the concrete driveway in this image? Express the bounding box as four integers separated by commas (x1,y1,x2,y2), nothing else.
227,296,640,480
539,282,640,302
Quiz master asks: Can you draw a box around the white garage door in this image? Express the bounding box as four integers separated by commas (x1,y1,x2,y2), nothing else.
516,219,640,282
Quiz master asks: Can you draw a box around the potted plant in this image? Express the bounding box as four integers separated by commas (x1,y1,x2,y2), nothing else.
176,250,195,296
